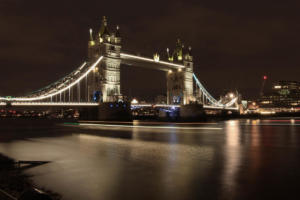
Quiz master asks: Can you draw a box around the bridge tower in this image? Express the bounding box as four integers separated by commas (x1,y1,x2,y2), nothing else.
87,16,121,102
183,46,194,104
166,39,194,105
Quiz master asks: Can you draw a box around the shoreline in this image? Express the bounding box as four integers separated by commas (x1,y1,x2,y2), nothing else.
0,154,61,200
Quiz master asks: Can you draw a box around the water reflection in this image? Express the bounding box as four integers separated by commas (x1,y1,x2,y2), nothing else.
78,133,214,200
1,120,300,200
222,120,242,199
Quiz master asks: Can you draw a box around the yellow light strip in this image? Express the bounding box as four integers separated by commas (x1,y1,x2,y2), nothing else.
78,123,222,130
204,105,239,110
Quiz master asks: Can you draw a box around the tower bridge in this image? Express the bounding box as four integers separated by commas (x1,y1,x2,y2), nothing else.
0,16,238,114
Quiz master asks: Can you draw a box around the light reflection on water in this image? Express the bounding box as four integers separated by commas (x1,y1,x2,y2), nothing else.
1,119,300,200
222,120,242,199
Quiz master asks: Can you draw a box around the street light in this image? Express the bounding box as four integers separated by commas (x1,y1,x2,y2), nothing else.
131,98,138,104
229,93,234,99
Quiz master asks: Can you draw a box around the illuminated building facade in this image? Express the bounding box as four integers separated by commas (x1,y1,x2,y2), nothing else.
259,80,300,109
166,39,194,105
88,16,121,102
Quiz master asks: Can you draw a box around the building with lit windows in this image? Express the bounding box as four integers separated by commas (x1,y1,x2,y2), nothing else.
259,80,300,112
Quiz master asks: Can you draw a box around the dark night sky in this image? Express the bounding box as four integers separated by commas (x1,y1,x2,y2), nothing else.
1,0,300,100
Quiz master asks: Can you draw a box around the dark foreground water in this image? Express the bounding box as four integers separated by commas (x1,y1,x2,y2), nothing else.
1,119,300,200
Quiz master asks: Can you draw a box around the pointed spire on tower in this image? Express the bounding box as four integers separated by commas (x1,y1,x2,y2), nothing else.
89,28,94,41
115,25,121,37
88,28,95,46
167,48,174,62
188,46,192,56
184,46,193,62
99,16,110,37
174,39,183,61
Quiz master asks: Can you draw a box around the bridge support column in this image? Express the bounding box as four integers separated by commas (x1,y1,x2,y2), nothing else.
98,102,131,121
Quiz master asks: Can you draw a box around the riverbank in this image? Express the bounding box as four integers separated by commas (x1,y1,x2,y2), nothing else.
0,154,61,200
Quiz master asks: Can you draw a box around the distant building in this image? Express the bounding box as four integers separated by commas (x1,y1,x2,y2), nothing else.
259,80,300,111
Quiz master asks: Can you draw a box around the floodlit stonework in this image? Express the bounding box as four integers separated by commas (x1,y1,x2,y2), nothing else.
88,17,194,105
88,16,121,102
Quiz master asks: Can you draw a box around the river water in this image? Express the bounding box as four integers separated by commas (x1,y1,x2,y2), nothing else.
1,119,300,200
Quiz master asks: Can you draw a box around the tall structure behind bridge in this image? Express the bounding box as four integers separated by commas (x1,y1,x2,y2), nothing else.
88,16,121,103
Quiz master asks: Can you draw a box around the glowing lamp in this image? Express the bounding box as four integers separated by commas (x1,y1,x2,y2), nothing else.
263,76,267,80
153,53,160,62
131,99,138,104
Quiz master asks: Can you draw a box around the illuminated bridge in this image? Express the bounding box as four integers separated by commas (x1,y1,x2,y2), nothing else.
0,16,238,112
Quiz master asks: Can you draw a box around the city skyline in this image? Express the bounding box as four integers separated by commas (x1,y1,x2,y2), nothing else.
0,0,300,99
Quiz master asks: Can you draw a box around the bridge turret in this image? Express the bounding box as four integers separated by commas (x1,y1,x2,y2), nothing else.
166,48,174,62
173,39,183,62
87,16,122,103
109,26,121,45
89,28,94,42
166,41,194,105
114,25,121,44
184,46,193,62
99,16,110,43
97,17,121,57
88,28,97,61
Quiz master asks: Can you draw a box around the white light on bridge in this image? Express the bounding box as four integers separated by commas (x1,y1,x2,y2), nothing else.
10,102,99,106
260,111,276,115
131,99,138,104
8,56,103,102
121,53,185,69
153,53,160,62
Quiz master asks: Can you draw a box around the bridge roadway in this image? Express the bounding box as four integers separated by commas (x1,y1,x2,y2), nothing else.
0,102,238,111
120,53,184,71
0,102,98,111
